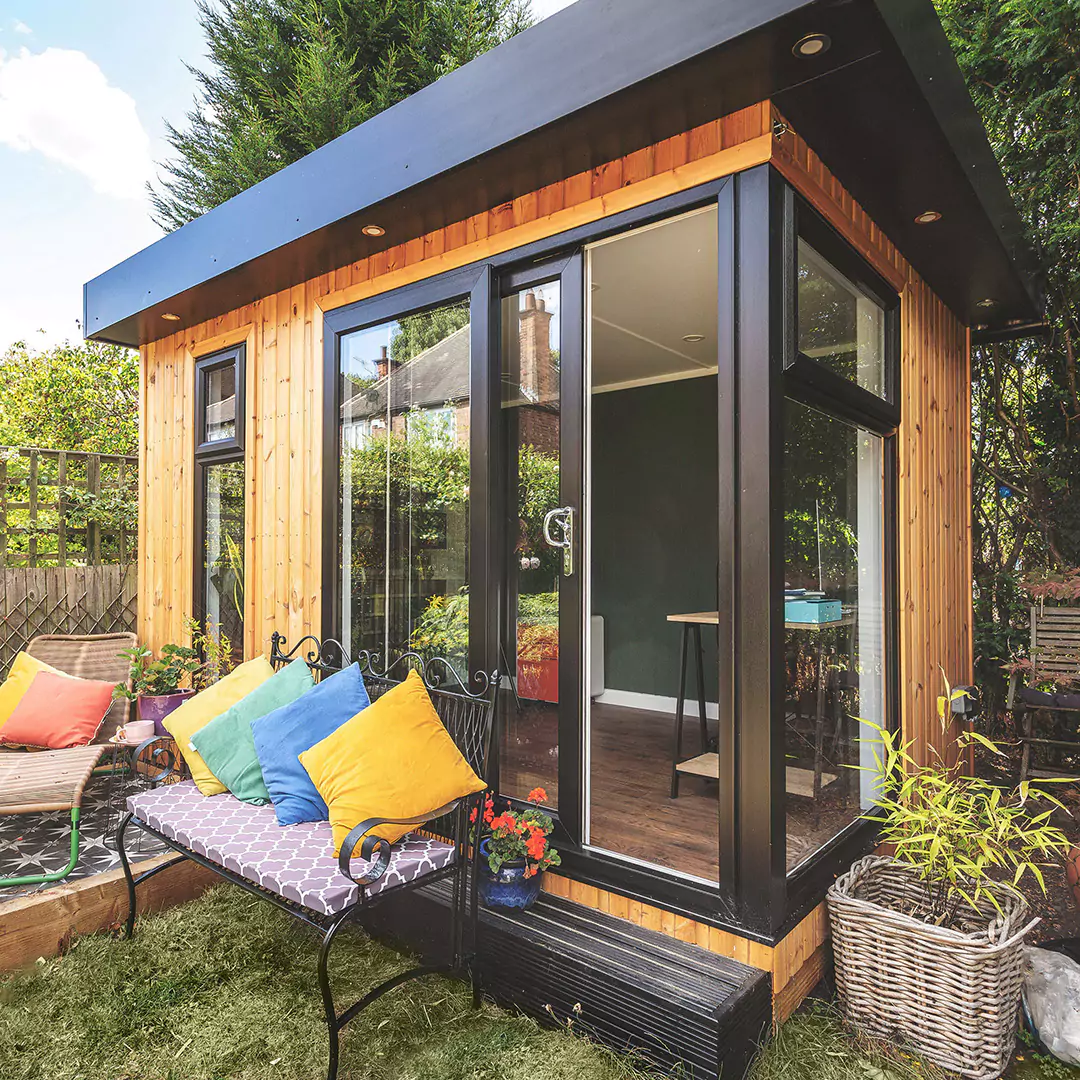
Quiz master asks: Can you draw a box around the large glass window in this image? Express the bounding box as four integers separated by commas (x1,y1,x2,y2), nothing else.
782,402,886,871
339,301,471,675
798,239,886,398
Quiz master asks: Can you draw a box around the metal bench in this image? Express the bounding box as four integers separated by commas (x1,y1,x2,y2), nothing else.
116,634,496,1080
1008,605,1080,782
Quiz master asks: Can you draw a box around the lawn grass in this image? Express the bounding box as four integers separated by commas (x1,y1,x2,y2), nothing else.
3,885,1075,1080
0,885,658,1080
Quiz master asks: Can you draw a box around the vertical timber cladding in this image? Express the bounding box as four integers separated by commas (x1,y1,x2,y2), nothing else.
136,97,971,1013
136,101,774,658
771,108,974,768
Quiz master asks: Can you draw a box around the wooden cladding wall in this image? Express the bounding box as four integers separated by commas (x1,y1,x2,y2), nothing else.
137,102,774,657
772,109,973,765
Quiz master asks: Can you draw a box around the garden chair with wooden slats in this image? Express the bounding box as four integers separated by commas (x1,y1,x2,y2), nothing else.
0,631,136,888
1007,606,1080,783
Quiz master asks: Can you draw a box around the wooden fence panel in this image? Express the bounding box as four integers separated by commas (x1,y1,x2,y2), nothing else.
0,447,137,568
0,564,137,674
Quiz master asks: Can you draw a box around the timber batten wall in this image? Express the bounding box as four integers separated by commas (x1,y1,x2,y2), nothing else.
137,100,972,1013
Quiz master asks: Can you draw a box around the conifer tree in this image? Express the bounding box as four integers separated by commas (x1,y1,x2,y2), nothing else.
151,0,531,230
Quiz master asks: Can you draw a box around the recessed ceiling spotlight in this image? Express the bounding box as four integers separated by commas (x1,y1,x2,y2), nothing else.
914,210,943,225
161,312,181,321
793,33,831,58
682,334,705,343
361,224,385,237
976,298,998,309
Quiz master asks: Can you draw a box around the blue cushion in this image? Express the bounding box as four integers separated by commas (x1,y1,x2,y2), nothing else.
251,663,371,826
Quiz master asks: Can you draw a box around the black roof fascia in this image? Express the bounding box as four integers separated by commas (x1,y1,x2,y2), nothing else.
84,0,1042,347
84,0,812,346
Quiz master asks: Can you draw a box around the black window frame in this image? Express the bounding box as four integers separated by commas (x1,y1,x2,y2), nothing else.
194,344,246,462
776,187,902,931
193,344,247,647
317,169,902,944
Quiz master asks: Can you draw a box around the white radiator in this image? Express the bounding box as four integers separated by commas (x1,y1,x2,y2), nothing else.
590,614,605,698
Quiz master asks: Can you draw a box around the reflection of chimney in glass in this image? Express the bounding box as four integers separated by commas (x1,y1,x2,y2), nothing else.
519,291,555,405
376,344,390,380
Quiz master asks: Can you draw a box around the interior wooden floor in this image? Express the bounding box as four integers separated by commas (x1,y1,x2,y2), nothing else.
500,697,860,881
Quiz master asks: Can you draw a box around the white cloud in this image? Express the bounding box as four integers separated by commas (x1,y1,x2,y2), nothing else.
0,47,152,200
12,20,31,35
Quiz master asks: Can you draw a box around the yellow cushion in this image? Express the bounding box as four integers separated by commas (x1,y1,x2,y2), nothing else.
163,656,275,795
299,669,485,854
0,652,67,732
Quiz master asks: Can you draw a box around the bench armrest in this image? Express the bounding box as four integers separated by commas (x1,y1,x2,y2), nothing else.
131,735,190,786
336,799,463,886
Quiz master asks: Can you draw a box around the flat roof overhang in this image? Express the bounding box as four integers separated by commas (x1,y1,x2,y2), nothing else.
84,0,1043,348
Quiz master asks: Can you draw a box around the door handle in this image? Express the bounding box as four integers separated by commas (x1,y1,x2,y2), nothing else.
542,506,575,577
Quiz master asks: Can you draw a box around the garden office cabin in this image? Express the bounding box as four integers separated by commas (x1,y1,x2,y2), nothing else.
85,0,1041,1050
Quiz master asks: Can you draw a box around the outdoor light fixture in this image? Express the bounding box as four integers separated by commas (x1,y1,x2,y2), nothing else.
161,313,181,321
976,298,997,308
682,334,705,343
914,210,942,224
361,224,385,237
792,33,830,57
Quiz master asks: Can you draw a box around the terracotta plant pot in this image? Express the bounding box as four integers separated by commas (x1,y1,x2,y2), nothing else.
137,690,196,737
477,839,543,910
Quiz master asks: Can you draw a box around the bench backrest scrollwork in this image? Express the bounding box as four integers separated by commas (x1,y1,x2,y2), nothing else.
268,632,498,788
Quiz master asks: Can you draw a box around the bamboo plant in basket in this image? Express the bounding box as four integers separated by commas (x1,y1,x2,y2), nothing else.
828,680,1071,1080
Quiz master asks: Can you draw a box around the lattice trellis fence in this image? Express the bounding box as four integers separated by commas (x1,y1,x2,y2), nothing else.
0,565,137,675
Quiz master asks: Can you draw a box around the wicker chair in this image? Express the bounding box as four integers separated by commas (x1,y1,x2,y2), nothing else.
0,632,137,888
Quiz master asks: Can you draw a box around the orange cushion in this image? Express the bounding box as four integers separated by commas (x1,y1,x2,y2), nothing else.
0,670,115,749
0,651,68,730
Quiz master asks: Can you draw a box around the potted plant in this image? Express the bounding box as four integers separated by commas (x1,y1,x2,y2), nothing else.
473,787,561,910
114,620,235,735
829,683,1071,1079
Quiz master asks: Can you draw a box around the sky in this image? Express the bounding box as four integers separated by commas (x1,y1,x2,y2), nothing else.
0,0,577,352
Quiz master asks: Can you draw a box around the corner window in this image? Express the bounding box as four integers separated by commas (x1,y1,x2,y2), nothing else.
784,203,897,875
194,345,246,657
798,240,886,398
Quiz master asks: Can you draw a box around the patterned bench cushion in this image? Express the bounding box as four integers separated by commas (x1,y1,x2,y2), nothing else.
128,780,454,916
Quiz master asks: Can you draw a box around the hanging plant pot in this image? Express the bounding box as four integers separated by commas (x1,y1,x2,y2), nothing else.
477,838,544,910
137,690,196,737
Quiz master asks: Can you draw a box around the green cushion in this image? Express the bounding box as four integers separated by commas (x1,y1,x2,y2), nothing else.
190,658,314,804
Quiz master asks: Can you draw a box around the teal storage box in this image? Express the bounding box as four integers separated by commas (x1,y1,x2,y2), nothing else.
785,598,842,624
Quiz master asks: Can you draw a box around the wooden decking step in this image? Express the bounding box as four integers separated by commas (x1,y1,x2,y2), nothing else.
364,878,771,1080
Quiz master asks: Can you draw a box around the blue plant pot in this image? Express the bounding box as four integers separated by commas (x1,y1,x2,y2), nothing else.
477,839,543,910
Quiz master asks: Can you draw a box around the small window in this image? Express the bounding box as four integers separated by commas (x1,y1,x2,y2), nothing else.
797,239,886,398
194,345,246,660
196,345,245,456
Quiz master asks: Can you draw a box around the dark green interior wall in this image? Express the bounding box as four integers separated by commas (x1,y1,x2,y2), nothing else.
591,375,719,701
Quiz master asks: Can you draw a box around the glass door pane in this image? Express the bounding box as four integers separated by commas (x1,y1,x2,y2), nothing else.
499,282,562,806
339,301,471,675
585,206,721,883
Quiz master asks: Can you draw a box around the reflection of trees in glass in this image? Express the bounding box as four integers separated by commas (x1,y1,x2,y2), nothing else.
798,253,858,382
391,304,470,365
204,460,245,649
783,402,857,594
516,444,561,584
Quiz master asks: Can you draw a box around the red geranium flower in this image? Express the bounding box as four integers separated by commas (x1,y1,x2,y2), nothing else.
526,787,548,805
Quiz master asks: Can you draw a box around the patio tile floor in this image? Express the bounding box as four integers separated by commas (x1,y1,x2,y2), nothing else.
0,765,168,902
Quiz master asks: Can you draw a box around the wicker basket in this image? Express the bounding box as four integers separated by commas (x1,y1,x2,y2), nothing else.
828,855,1038,1079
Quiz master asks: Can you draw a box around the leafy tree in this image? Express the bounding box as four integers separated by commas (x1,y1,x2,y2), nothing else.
391,304,470,364
934,1,1080,704
0,339,139,456
153,0,532,230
